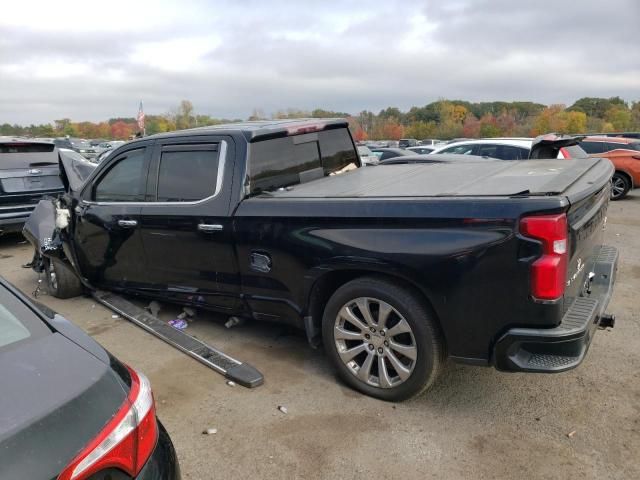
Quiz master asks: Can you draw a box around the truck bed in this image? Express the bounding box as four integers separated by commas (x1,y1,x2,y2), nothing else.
270,158,610,198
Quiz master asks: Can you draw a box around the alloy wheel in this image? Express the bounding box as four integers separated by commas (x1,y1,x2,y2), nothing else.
611,176,627,199
334,297,417,389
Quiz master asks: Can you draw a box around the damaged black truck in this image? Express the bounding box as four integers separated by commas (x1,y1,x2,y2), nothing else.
23,119,618,401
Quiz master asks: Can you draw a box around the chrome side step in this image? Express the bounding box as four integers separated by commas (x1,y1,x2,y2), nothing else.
93,290,264,388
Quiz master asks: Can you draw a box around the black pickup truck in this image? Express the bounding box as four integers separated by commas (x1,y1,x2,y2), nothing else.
23,119,618,401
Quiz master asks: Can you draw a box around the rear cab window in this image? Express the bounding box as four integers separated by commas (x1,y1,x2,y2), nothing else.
156,144,220,202
247,127,358,195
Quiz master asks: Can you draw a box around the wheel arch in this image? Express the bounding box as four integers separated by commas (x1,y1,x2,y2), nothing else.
614,169,634,189
304,267,445,346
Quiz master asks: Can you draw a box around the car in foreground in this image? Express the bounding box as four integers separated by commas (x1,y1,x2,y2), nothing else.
0,277,180,479
0,139,64,234
24,119,618,402
578,136,640,200
370,147,414,161
357,145,379,166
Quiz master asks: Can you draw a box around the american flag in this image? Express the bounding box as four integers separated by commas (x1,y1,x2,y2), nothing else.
137,101,145,131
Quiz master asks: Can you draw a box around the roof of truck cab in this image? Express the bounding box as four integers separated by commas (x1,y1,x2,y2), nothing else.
140,118,349,143
267,158,610,198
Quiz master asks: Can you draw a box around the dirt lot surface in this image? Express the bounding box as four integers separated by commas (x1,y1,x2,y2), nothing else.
1,192,639,480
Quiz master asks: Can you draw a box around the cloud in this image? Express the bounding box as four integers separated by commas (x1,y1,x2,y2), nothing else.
0,0,638,124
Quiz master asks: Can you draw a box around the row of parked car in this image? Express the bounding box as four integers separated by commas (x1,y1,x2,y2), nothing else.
358,134,640,200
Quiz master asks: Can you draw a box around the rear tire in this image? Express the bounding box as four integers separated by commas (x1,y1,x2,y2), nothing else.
45,258,83,299
322,276,445,401
611,173,630,200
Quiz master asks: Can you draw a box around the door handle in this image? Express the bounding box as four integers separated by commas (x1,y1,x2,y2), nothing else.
198,223,223,232
117,219,138,228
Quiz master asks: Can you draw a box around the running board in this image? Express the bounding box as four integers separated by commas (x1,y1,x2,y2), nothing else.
93,291,264,388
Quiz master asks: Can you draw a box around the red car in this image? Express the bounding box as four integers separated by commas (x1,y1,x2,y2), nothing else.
579,136,640,199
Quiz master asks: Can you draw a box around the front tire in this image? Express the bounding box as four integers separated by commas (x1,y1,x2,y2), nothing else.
322,277,445,401
45,258,83,299
611,173,630,200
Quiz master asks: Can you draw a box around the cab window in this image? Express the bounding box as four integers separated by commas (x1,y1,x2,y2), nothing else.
93,149,147,202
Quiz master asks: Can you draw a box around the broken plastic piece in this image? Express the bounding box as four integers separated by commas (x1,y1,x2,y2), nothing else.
168,318,188,330
225,316,245,329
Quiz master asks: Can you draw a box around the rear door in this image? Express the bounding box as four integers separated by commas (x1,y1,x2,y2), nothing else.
137,136,240,310
72,144,151,289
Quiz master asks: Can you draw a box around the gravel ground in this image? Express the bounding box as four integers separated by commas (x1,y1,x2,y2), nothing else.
1,192,638,480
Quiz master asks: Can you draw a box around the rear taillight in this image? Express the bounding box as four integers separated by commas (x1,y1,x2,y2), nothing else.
58,366,158,480
520,213,568,301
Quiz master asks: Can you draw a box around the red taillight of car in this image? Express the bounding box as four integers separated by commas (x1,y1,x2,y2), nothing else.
58,366,158,480
520,213,569,301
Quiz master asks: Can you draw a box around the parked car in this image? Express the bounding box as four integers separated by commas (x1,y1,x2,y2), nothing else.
370,147,414,161
380,153,497,165
418,139,441,146
431,138,588,160
95,148,114,163
357,145,379,166
53,138,99,160
588,132,640,139
0,139,64,234
398,138,418,148
24,119,618,401
578,136,640,200
97,140,126,153
0,276,180,479
406,146,436,155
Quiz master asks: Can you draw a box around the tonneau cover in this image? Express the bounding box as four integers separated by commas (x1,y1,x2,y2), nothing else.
271,159,610,198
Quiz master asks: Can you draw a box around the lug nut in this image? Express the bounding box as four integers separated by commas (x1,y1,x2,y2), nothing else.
377,347,383,354
368,344,374,350
384,340,389,347
365,333,370,339
380,330,385,336
370,327,376,333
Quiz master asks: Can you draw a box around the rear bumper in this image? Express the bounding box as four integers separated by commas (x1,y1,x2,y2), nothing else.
0,204,36,232
136,421,181,479
493,245,618,373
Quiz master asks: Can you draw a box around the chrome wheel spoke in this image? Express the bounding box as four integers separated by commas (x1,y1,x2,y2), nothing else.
388,340,417,361
338,343,367,363
334,326,364,341
386,318,411,337
357,352,376,381
355,298,375,326
385,350,411,381
339,306,368,332
378,356,392,388
377,302,393,329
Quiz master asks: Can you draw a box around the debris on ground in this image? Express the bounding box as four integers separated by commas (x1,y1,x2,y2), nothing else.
202,428,217,435
226,380,236,387
277,405,288,414
146,300,162,317
183,307,196,317
567,430,577,438
33,278,43,298
168,318,188,330
111,314,120,319
225,316,245,329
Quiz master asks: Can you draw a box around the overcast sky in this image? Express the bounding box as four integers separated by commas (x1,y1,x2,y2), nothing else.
1,0,639,124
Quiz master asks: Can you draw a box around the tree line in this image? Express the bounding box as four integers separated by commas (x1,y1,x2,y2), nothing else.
2,97,639,141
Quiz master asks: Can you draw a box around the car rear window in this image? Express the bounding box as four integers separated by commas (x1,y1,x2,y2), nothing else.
562,145,589,159
248,127,358,195
0,143,55,154
0,286,50,351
